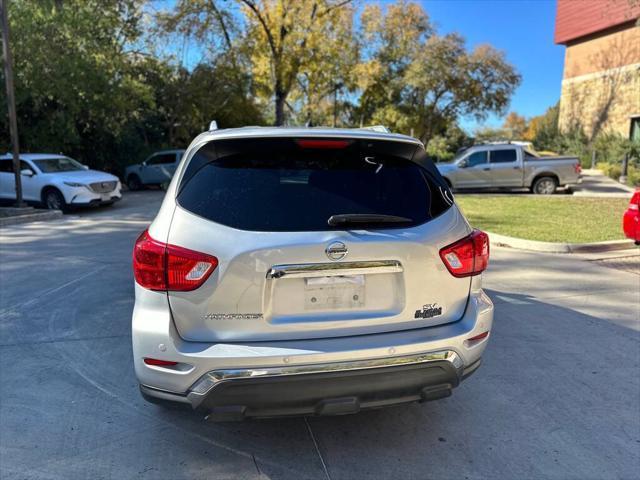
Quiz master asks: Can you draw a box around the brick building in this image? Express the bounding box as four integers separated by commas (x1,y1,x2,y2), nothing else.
555,0,640,140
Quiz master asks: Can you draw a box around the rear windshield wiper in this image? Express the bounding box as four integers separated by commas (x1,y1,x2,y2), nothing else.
327,214,414,227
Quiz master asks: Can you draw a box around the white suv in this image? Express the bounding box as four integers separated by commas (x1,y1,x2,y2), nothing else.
132,127,493,420
0,153,122,211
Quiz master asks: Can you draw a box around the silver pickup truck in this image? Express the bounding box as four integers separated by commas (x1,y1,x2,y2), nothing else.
436,144,582,194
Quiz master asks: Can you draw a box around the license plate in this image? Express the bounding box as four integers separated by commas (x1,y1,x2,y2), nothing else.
304,275,365,310
101,193,110,201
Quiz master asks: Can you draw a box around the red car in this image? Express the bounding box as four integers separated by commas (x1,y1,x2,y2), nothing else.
623,190,640,244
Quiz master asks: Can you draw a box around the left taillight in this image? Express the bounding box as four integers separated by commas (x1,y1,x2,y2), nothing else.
439,229,490,278
133,229,218,291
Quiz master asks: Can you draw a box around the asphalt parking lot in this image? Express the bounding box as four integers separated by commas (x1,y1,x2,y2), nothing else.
1,191,639,480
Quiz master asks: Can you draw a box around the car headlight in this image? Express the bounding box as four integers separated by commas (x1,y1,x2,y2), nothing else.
63,182,86,188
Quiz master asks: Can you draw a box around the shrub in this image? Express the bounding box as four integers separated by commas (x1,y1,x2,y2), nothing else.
597,161,640,187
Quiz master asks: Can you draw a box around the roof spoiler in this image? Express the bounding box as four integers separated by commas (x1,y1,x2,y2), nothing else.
359,125,390,133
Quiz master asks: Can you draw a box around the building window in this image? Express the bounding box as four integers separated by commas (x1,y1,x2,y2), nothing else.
631,117,640,141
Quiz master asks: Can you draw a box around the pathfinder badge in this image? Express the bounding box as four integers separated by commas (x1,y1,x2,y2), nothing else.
414,303,442,319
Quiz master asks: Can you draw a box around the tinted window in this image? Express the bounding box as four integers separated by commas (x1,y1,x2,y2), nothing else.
466,151,488,167
147,154,176,165
177,139,450,231
0,160,12,173
491,149,517,163
630,118,640,141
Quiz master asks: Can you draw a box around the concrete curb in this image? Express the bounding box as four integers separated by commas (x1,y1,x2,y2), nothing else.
488,231,638,254
0,209,63,227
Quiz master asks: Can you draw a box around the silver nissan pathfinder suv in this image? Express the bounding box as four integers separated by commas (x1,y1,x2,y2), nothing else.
132,127,494,420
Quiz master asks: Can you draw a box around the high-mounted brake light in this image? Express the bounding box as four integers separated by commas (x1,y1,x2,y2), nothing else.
295,139,351,149
439,230,490,278
133,229,218,291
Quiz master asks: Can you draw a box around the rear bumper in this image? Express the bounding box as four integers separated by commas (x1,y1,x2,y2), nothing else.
141,353,482,420
623,210,640,242
133,287,493,418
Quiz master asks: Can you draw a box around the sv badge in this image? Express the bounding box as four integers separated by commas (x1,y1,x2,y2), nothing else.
414,303,443,319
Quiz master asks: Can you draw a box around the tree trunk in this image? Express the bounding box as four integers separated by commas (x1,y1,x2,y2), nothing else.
274,89,286,126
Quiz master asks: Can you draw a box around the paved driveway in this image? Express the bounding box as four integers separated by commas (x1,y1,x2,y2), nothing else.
1,192,638,480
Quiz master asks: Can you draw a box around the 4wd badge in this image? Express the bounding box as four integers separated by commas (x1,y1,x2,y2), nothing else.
414,303,442,319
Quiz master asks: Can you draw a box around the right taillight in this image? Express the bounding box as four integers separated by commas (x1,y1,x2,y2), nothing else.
574,163,582,174
133,229,218,291
439,230,490,278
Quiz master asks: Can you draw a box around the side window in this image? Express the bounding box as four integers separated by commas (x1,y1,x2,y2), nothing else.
491,149,517,163
0,160,13,173
147,154,176,165
466,151,488,167
20,161,35,173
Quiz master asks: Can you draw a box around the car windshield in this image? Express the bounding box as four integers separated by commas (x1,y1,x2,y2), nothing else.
33,157,84,173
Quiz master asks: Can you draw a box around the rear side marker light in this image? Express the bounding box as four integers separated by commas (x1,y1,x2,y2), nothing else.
467,331,489,342
295,139,351,149
439,230,490,277
464,331,490,347
144,358,178,367
133,229,218,291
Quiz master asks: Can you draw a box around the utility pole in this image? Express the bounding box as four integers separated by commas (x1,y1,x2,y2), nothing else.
1,0,25,207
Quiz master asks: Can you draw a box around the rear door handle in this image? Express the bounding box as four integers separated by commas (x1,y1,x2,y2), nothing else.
513,166,521,170
482,168,490,171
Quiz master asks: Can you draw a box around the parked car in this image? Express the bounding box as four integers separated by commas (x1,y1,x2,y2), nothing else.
436,143,582,194
623,190,640,244
0,153,121,211
125,150,185,190
132,127,494,420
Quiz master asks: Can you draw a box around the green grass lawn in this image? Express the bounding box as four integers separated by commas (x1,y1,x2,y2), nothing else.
455,195,630,243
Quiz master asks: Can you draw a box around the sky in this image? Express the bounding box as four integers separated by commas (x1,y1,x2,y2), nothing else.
418,0,565,131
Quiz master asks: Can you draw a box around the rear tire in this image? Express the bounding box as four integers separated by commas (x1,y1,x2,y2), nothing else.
532,176,558,195
42,188,67,212
127,174,142,191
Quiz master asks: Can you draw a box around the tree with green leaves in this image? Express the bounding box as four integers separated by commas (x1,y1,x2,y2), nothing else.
356,1,521,145
0,0,265,172
0,0,152,169
162,0,357,126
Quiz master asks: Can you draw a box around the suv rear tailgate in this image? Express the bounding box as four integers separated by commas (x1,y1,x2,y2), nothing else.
166,136,472,342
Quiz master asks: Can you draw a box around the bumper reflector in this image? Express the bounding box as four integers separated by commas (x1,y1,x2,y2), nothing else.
144,358,179,367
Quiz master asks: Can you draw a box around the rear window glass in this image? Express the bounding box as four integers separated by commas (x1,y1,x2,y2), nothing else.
177,139,451,231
